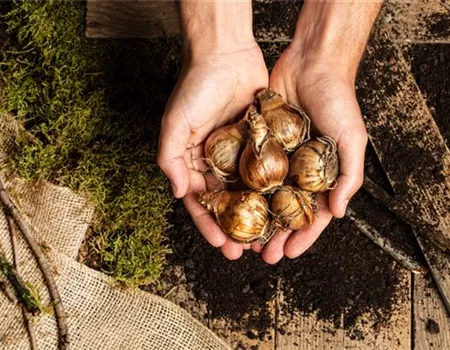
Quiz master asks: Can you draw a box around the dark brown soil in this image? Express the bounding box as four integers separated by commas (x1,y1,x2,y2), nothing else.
407,44,450,147
160,178,419,340
253,0,301,42
426,318,440,335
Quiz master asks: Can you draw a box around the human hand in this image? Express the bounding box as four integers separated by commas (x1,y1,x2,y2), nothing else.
255,49,367,263
158,2,268,260
254,0,383,264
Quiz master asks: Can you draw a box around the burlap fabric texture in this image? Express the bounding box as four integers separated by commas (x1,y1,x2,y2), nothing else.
0,113,230,350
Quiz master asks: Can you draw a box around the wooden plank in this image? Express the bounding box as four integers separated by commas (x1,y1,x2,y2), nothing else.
358,22,450,317
162,264,276,350
414,273,450,349
276,290,345,350
85,0,450,44
359,27,450,256
208,278,277,350
86,1,180,38
383,0,450,44
342,270,411,350
276,271,411,350
209,310,276,350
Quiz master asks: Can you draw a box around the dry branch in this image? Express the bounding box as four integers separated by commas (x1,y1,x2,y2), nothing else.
9,216,38,350
0,177,70,350
346,207,426,274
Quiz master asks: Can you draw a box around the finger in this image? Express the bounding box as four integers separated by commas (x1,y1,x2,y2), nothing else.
183,171,227,248
242,243,251,250
284,195,333,259
261,229,292,265
158,108,191,198
220,240,244,260
184,143,209,174
204,172,225,192
329,123,368,218
252,242,263,253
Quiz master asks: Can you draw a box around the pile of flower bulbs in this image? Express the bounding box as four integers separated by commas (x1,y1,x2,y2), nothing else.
198,89,339,244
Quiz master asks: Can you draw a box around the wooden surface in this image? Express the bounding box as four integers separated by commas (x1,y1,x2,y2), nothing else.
86,0,450,44
358,24,450,311
357,24,450,350
85,1,180,38
414,274,450,349
210,311,276,350
276,271,412,350
84,1,450,348
383,0,450,44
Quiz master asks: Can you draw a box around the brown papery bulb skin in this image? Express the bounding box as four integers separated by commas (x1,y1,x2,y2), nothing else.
197,190,270,244
289,136,339,193
271,186,315,230
239,110,289,193
257,89,311,152
204,120,247,182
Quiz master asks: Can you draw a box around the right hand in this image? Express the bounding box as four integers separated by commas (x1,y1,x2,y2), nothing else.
158,44,268,260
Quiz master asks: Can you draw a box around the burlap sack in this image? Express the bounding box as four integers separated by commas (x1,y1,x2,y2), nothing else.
0,114,230,350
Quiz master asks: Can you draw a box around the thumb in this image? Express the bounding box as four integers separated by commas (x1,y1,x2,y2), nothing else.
157,108,191,198
329,124,367,218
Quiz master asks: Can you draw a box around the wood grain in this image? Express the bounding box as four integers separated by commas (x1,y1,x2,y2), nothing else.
275,271,411,350
383,0,450,44
208,300,276,350
414,273,450,349
358,20,450,329
342,270,411,350
86,0,450,44
86,1,180,38
276,289,345,350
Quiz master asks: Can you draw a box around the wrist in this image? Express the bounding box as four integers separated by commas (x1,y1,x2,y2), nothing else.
289,0,383,80
181,1,256,60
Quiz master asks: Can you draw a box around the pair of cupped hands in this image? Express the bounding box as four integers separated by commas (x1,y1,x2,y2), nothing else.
158,41,368,264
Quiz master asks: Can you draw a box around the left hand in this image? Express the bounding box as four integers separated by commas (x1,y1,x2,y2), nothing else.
253,45,368,264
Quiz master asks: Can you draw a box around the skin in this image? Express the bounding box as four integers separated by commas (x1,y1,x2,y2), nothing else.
158,0,384,262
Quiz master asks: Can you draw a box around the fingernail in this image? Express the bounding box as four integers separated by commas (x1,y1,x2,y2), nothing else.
341,199,349,215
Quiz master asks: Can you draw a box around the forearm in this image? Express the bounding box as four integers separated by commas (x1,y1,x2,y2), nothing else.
291,0,383,80
180,1,256,59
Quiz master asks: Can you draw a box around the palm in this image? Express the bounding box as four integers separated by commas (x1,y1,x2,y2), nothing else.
159,45,268,259
253,48,367,263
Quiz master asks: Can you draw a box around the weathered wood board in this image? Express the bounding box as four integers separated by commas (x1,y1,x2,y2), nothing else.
358,21,450,322
414,273,450,349
382,0,450,44
209,310,276,350
162,265,276,350
85,1,180,38
276,301,346,350
276,271,411,350
86,0,450,44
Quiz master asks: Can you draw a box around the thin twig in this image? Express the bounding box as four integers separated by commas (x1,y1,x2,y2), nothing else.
346,207,427,274
0,177,69,350
8,216,38,350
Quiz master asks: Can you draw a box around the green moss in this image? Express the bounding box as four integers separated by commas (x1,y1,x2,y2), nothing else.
0,253,42,314
0,1,181,286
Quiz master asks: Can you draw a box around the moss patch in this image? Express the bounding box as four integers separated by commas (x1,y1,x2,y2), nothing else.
0,1,181,286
